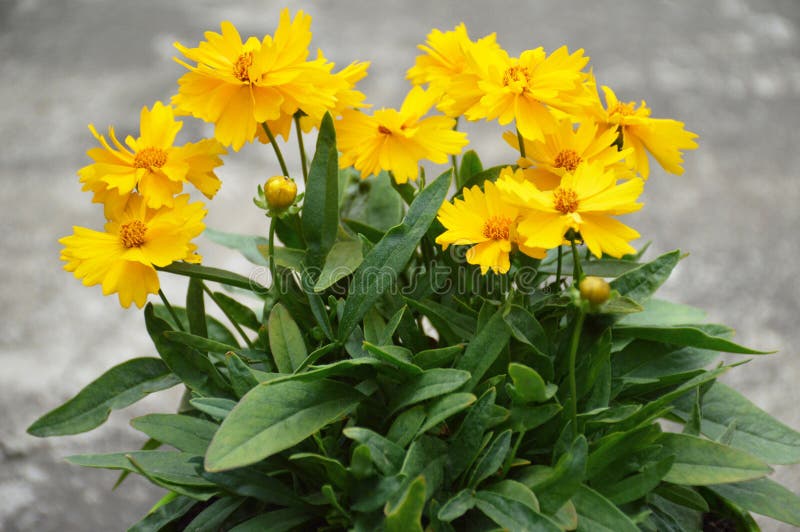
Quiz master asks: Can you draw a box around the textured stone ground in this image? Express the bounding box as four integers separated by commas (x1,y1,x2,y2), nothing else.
1,0,798,529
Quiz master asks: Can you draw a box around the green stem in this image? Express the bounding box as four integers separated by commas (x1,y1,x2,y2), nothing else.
268,220,280,300
293,114,309,183
201,283,254,349
503,430,526,476
568,310,585,436
158,289,185,332
516,128,527,159
570,238,584,282
262,123,290,178
555,245,563,289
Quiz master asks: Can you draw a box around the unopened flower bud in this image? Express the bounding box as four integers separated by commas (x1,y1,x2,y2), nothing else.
579,276,610,306
265,175,297,211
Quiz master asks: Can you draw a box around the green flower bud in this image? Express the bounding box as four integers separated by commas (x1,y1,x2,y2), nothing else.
265,175,297,211
579,276,610,306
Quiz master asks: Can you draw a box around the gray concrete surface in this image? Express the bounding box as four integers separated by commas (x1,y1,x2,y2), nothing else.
1,0,799,529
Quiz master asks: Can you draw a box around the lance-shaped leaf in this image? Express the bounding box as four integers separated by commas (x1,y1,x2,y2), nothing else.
610,249,681,303
303,112,339,270
28,357,179,437
205,379,363,471
456,308,511,392
268,303,307,373
338,169,451,341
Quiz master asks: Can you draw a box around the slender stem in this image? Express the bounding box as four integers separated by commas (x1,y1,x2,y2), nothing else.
158,289,185,332
268,220,280,299
555,245,563,289
293,114,309,183
568,310,586,436
451,154,458,182
503,430,526,476
570,239,584,282
202,284,254,349
261,123,290,178
516,128,527,159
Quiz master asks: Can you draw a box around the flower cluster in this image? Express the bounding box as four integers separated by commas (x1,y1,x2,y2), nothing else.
420,25,698,273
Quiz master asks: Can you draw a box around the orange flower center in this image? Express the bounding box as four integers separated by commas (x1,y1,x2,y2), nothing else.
553,150,582,172
609,101,637,117
482,215,512,241
233,51,254,82
119,220,147,248
378,125,392,135
503,65,531,92
553,187,579,214
133,147,168,169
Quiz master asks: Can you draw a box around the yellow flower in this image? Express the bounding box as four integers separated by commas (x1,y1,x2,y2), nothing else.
435,180,545,274
462,45,590,141
503,119,632,190
60,194,206,308
591,81,698,179
79,102,225,217
258,56,371,142
406,24,501,117
173,11,339,151
498,162,643,258
337,86,468,184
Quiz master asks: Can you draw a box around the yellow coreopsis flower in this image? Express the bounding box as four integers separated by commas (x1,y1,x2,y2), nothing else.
462,45,590,141
337,86,468,184
498,162,643,258
591,81,698,179
79,102,225,217
407,24,501,117
435,180,545,274
59,194,206,308
173,10,339,151
503,119,632,190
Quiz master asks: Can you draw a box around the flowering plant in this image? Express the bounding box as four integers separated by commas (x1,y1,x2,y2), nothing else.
29,9,800,531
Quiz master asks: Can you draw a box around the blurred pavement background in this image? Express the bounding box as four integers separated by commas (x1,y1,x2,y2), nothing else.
1,0,798,529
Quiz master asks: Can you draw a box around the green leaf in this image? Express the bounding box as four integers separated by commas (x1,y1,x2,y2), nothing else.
163,330,238,354
229,507,316,532
67,451,214,488
474,491,561,532
363,342,423,376
449,388,498,480
130,414,217,455
618,298,707,327
531,436,588,514
418,393,476,436
503,305,547,354
468,429,512,489
672,382,800,465
338,169,451,340
225,352,260,398
600,455,675,504
610,249,681,303
205,379,363,471
709,478,800,527
186,277,208,338
460,164,503,190
127,495,197,532
404,297,476,342
572,485,639,532
268,358,381,384
389,368,471,414
204,227,269,266
385,475,426,532
387,406,426,447
438,489,476,521
144,304,228,397
157,262,263,292
290,453,349,490
342,172,404,231
413,344,463,370
484,479,540,511
268,303,307,373
314,240,363,291
458,149,483,188
343,427,405,475
189,397,236,420
27,357,179,437
183,496,244,532
653,483,709,512
613,324,769,354
210,291,261,331
508,363,556,403
202,468,304,507
456,308,511,392
539,258,641,277
504,404,561,433
659,432,772,485
600,296,643,315
303,112,339,269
